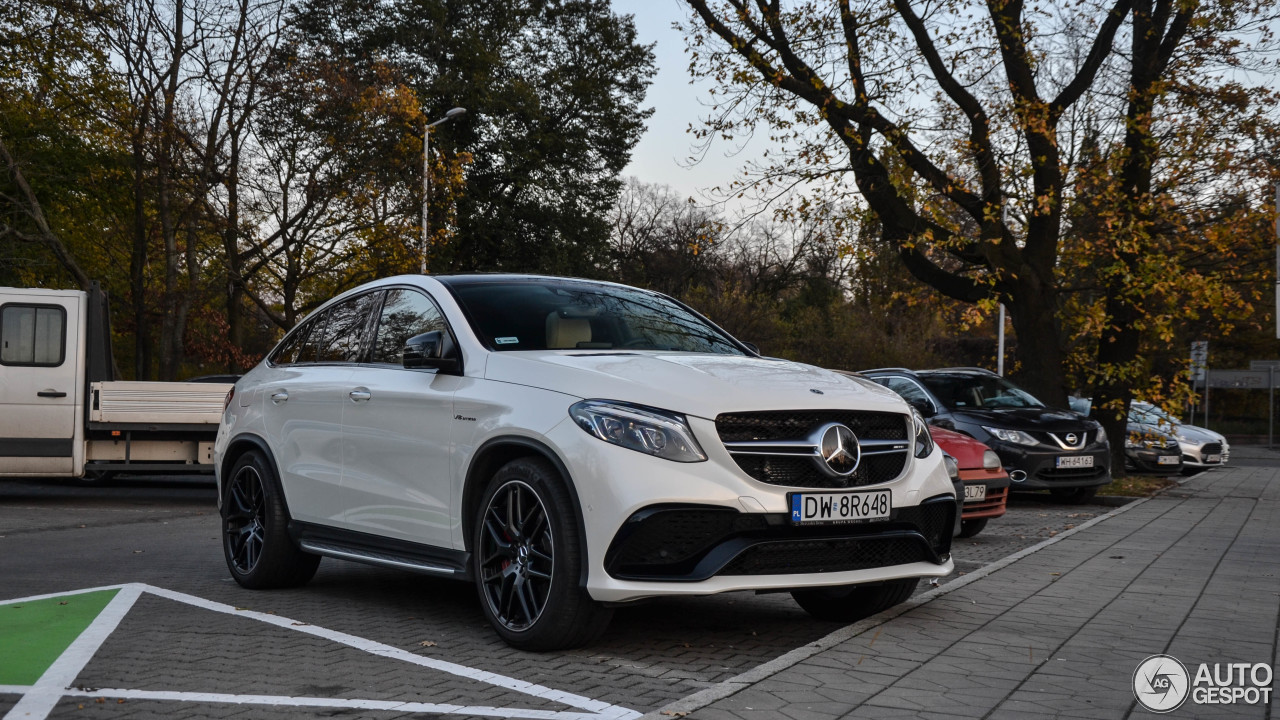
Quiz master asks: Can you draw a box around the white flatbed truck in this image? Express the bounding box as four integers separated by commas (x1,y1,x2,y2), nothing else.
0,285,232,478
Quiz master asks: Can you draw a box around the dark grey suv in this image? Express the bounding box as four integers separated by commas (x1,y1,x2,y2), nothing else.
861,368,1111,504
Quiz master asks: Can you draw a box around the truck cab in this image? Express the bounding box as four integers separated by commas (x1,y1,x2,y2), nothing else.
0,285,231,478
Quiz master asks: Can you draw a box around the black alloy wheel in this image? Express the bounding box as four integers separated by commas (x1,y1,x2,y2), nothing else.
225,464,267,575
220,450,319,589
479,479,555,631
472,457,611,650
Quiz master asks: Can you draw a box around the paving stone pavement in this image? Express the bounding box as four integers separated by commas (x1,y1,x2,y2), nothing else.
0,468,1221,719
648,457,1280,719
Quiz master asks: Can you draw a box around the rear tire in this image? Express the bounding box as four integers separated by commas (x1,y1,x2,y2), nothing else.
957,517,988,538
221,450,319,589
1049,486,1098,504
473,457,611,651
791,578,918,622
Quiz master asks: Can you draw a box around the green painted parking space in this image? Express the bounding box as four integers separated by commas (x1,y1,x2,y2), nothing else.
0,589,118,685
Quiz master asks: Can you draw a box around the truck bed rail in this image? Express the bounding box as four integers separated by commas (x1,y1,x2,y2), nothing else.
91,382,232,425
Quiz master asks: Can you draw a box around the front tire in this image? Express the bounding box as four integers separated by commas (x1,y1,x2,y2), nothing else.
221,450,319,589
957,517,988,538
791,577,918,622
473,457,611,650
1049,485,1098,504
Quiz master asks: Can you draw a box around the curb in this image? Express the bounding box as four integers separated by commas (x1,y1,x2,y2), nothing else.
637,493,1159,720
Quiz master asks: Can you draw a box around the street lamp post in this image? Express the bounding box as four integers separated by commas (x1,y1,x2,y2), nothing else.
422,107,466,274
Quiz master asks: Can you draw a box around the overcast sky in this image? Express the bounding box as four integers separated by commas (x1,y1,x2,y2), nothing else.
614,0,767,206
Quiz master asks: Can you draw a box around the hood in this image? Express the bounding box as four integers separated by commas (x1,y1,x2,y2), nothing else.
929,426,994,469
1167,423,1223,443
483,351,909,420
949,406,1095,433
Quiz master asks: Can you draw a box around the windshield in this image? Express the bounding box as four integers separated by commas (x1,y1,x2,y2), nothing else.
918,373,1046,410
443,278,747,354
1132,404,1180,427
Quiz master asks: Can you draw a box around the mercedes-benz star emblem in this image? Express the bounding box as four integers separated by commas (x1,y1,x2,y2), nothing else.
1065,432,1079,445
817,423,860,477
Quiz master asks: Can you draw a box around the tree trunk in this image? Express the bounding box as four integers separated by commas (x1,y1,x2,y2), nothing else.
1006,279,1068,408
130,137,151,380
156,0,185,381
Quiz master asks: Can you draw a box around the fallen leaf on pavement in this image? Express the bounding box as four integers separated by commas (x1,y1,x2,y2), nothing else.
419,640,437,647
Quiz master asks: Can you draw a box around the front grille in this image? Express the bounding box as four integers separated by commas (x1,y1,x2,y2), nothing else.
1201,442,1222,455
718,536,928,576
716,410,908,442
716,410,910,488
1036,430,1096,448
730,453,907,489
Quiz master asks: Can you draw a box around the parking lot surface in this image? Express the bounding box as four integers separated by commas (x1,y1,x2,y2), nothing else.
0,472,1124,719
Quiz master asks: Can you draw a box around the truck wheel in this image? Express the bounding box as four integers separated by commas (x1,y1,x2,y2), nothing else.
222,450,319,589
791,578,918,622
473,457,611,651
957,518,988,538
1049,486,1098,504
79,469,117,485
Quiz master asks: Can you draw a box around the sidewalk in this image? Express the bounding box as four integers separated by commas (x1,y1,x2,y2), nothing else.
648,454,1280,719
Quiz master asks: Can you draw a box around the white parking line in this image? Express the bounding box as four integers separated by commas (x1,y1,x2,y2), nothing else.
0,584,640,720
4,584,143,720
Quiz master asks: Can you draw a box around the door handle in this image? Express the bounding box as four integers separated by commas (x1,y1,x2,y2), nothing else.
270,391,289,404
37,389,67,398
349,389,371,402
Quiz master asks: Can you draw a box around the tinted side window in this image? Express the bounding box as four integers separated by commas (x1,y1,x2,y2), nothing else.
299,293,378,364
1,304,66,367
269,323,311,366
884,377,932,407
371,289,448,365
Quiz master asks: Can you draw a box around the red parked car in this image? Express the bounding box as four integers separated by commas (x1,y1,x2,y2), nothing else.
931,427,1009,537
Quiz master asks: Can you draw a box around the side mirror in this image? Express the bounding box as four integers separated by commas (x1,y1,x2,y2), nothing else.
403,331,461,373
743,342,760,355
908,397,937,418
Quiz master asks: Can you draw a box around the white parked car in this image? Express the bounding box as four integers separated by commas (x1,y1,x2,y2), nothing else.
214,275,956,649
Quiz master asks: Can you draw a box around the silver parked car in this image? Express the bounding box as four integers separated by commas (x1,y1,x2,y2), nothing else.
1130,402,1229,472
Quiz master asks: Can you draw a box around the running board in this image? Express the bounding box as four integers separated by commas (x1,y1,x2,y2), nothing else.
291,522,471,581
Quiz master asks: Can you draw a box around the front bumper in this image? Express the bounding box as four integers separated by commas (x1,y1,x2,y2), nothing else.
959,468,1009,520
604,495,954,582
543,414,958,603
1127,447,1182,473
1180,439,1228,468
990,442,1111,490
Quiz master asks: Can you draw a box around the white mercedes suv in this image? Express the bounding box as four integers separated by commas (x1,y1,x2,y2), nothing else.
214,274,956,649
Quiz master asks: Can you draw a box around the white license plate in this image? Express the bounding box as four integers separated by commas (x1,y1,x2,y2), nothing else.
1158,455,1180,465
790,490,891,525
1206,454,1222,463
963,484,987,502
1056,455,1094,469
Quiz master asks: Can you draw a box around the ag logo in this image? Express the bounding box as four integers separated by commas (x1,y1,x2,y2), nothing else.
1133,654,1190,713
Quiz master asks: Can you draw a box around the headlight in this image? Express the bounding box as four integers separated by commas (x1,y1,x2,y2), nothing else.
943,453,959,480
569,400,706,463
911,408,934,458
982,426,1039,446
982,449,1001,470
